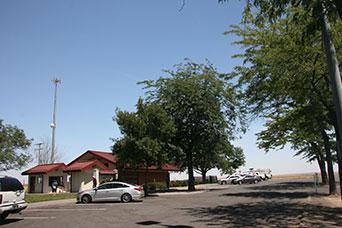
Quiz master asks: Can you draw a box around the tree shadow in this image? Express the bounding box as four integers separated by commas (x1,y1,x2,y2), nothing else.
221,191,326,199
181,202,342,227
247,181,321,191
136,220,193,228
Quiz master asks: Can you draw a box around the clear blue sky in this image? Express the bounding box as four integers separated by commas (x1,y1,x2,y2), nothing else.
0,0,320,179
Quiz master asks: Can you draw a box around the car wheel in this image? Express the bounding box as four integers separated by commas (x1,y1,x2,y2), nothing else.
121,193,132,203
221,181,227,185
81,195,92,204
0,213,9,221
254,180,258,184
238,181,242,185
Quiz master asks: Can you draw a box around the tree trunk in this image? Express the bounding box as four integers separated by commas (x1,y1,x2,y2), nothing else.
320,127,337,195
322,5,342,199
201,171,207,183
333,0,342,20
144,167,149,196
317,154,328,185
187,152,196,191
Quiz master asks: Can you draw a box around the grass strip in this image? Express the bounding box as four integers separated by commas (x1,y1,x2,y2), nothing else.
25,193,76,203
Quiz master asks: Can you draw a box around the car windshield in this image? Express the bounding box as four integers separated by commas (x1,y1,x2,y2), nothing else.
0,177,24,191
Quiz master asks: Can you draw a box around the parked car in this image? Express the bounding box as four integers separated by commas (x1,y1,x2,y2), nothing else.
265,172,272,179
0,176,27,221
77,181,144,204
254,172,267,181
232,175,261,185
218,175,244,185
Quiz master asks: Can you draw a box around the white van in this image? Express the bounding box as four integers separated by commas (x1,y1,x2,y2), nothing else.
0,176,27,220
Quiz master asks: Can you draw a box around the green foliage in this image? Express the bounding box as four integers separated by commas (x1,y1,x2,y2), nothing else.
217,145,245,174
0,119,32,171
143,182,168,192
112,98,178,170
140,60,246,190
227,2,342,164
219,0,341,23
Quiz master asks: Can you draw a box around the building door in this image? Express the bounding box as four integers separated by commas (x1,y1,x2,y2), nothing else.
29,176,35,193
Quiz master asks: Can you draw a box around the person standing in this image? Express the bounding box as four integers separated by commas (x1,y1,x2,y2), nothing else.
92,176,97,188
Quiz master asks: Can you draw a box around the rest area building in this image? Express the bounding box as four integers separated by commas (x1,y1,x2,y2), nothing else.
22,150,179,193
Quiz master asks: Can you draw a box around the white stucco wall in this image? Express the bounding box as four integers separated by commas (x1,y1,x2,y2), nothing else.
71,169,99,192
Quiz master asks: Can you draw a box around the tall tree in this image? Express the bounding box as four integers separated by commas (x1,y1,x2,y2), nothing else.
194,139,245,182
112,98,179,181
141,60,245,191
0,119,32,171
228,6,341,194
222,0,342,199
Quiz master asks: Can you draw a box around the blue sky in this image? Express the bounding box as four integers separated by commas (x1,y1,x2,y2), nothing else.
0,0,320,180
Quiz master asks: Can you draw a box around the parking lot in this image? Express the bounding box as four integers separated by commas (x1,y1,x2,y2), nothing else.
1,178,342,228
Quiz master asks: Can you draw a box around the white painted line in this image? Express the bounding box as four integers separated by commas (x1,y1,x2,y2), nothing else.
155,191,205,196
9,216,56,220
75,202,143,206
28,208,107,212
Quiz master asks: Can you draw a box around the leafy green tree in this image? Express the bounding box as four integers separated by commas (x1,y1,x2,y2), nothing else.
194,139,245,182
256,104,337,193
222,0,342,198
141,60,245,191
112,98,178,181
216,144,245,175
0,119,32,171
228,5,341,194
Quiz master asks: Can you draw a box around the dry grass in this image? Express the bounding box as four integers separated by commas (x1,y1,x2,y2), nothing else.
273,173,316,180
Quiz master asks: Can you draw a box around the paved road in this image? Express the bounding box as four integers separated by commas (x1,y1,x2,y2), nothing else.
1,178,342,227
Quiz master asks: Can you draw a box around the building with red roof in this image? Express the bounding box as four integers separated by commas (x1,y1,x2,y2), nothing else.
22,163,68,193
22,150,179,193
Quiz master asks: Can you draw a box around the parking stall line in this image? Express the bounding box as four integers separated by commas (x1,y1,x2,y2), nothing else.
75,202,144,206
9,216,56,220
27,208,107,212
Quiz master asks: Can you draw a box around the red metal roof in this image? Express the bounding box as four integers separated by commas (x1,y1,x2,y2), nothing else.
22,163,66,175
64,160,107,172
68,150,117,165
23,150,179,176
124,163,180,171
99,169,118,175
161,164,179,171
146,164,180,171
88,150,117,164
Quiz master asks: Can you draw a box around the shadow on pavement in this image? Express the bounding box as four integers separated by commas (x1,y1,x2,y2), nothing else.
181,202,342,227
0,218,23,225
247,181,320,191
136,220,193,228
221,191,326,199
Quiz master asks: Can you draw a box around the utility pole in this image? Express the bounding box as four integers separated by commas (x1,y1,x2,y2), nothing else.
51,78,61,163
35,142,43,164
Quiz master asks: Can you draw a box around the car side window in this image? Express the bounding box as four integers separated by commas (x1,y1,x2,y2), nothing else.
111,183,129,188
97,184,110,190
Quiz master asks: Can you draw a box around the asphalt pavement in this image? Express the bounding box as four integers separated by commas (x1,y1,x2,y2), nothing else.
1,178,342,228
